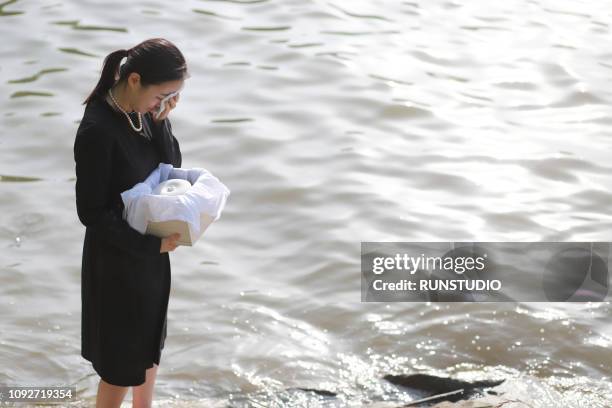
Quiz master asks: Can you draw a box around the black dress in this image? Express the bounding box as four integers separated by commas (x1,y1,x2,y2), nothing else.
73,93,182,386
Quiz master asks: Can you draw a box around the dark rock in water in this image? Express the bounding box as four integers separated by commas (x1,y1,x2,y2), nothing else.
279,374,504,406
383,374,505,403
289,387,337,397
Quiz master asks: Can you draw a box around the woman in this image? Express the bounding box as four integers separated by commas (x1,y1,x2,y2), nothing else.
73,38,188,407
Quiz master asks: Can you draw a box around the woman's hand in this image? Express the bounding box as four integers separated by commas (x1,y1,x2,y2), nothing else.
160,233,181,253
153,93,179,123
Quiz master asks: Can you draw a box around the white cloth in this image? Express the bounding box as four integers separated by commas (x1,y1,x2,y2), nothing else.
120,163,230,237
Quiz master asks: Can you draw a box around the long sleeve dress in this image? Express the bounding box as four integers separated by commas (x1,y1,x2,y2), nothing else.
73,93,182,386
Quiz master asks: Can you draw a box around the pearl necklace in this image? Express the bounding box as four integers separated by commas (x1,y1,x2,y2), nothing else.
108,88,143,133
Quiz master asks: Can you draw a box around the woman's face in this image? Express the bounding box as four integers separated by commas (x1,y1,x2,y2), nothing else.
126,73,184,114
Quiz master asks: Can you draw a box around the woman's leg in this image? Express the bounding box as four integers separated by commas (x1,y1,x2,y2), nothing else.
132,363,159,408
96,378,129,408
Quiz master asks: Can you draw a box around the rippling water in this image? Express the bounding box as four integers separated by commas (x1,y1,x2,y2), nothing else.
1,0,611,406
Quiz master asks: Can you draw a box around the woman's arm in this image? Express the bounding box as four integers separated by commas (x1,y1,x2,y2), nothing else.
151,118,182,168
149,92,182,167
74,125,162,257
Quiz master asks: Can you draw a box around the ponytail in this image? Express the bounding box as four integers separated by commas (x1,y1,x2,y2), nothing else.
82,49,129,105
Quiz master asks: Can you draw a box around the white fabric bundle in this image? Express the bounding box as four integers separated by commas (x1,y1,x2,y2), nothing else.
120,163,230,244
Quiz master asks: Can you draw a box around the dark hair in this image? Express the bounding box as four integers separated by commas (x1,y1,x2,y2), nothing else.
83,38,188,105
